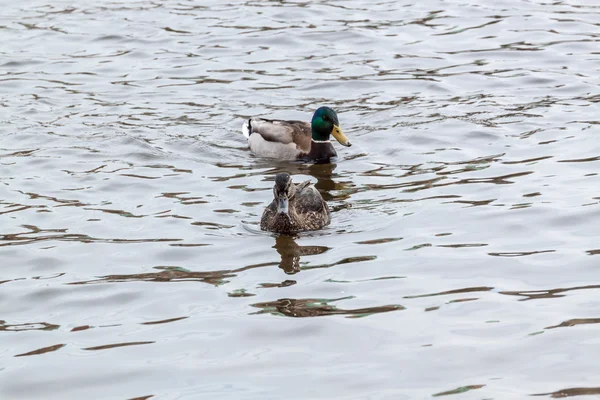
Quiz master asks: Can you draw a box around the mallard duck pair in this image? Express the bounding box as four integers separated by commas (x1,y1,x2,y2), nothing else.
241,107,351,234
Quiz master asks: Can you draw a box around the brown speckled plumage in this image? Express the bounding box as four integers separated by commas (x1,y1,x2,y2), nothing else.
261,174,330,234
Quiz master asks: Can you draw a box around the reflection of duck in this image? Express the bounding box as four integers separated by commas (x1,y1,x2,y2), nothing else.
274,235,329,274
254,161,352,203
261,173,330,234
304,162,339,201
242,107,351,163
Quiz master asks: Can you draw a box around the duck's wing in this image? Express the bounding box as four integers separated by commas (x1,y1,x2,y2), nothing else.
243,118,311,148
294,181,329,214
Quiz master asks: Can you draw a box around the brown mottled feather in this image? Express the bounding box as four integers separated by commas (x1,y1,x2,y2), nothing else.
261,180,330,234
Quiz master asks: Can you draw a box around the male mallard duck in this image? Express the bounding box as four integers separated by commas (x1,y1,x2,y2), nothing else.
261,173,331,234
242,107,351,163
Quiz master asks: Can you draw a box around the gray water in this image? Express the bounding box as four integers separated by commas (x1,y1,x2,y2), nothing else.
1,1,599,399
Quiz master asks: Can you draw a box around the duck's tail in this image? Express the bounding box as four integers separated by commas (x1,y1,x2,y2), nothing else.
242,119,252,139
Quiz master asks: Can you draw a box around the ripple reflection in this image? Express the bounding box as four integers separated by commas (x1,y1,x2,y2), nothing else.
250,296,404,318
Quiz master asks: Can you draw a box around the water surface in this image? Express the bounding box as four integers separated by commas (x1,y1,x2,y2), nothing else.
1,0,600,399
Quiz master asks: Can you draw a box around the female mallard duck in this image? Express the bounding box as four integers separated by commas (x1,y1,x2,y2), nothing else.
261,173,330,234
242,106,351,163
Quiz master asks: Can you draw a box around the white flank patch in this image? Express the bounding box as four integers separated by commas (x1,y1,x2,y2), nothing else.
248,133,302,160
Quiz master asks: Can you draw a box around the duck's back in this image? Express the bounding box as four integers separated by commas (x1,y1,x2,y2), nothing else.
294,181,331,229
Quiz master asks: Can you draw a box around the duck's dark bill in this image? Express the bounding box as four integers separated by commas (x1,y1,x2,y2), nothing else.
277,198,289,215
332,125,352,147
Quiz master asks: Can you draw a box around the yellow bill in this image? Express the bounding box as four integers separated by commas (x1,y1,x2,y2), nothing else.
331,125,352,147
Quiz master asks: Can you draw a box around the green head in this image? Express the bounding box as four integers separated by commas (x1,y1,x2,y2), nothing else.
310,107,352,146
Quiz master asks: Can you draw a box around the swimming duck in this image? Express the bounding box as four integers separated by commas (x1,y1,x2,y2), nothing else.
261,173,331,234
242,107,351,163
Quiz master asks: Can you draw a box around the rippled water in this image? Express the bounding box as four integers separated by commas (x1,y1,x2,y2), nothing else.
1,0,599,398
